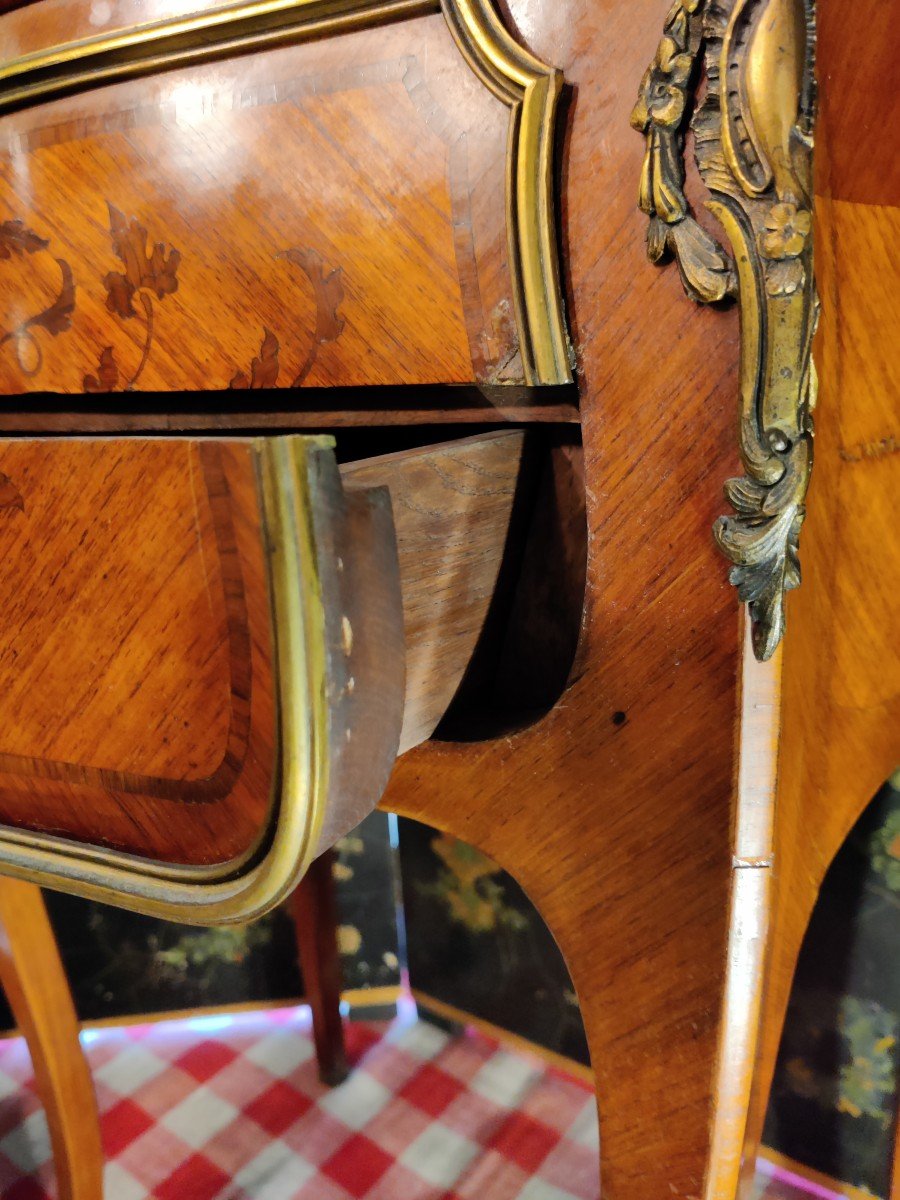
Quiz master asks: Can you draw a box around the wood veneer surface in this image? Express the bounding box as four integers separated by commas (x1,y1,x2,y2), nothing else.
4,0,748,1192
0,437,276,866
0,13,522,393
0,431,527,869
381,1,749,1197
0,0,244,48
0,1,881,1197
743,0,900,1171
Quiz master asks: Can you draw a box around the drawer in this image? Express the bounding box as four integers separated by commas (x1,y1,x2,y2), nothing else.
0,0,573,395
0,429,529,921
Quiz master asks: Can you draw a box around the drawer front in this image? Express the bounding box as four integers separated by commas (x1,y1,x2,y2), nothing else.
0,429,526,922
0,0,573,392
0,437,277,865
0,434,405,921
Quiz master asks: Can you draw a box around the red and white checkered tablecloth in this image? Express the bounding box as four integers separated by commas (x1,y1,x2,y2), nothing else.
0,1004,600,1199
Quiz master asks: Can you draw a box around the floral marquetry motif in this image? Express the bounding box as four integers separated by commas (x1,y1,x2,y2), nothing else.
280,248,346,387
230,328,281,390
0,219,75,378
228,250,346,389
103,204,181,320
67,197,349,394
0,26,500,392
87,203,182,391
0,4,574,393
632,0,818,660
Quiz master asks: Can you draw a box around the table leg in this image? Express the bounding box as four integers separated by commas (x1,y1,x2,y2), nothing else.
0,878,102,1200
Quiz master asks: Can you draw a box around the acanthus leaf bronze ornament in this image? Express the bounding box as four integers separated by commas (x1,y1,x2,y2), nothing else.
632,0,818,661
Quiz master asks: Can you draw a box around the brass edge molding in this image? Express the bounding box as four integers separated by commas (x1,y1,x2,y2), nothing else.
631,0,818,660
0,436,337,925
440,0,573,384
0,0,437,112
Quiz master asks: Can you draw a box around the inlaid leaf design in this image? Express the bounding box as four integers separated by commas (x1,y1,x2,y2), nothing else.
29,259,75,337
229,328,280,390
281,248,345,385
0,220,48,259
0,220,75,377
284,248,345,344
103,203,181,319
83,345,120,393
94,202,181,391
0,473,24,513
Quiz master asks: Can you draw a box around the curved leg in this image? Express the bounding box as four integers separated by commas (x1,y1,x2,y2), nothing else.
0,878,102,1200
292,849,348,1086
383,619,766,1200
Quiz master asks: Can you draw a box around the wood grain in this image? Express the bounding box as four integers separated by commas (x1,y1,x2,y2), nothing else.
0,13,527,392
0,431,527,869
0,877,102,1200
1,0,752,1193
343,431,527,751
292,848,348,1086
379,0,752,1196
0,437,277,865
0,0,865,1195
741,0,900,1172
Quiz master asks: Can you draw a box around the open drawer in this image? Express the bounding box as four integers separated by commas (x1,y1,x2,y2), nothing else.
0,430,528,922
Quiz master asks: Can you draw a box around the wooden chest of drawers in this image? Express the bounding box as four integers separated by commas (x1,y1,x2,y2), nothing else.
2,0,899,1198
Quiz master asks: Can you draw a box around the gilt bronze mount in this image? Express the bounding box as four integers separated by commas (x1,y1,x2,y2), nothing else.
632,0,818,660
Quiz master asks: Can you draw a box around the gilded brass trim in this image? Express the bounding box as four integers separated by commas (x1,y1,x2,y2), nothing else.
0,0,435,111
0,0,573,386
440,0,573,383
631,0,817,660
0,437,336,925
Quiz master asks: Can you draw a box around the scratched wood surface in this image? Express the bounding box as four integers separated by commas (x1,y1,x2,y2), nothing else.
741,0,900,1176
0,13,524,393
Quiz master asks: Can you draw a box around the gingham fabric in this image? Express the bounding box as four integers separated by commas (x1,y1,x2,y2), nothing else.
0,1005,600,1199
